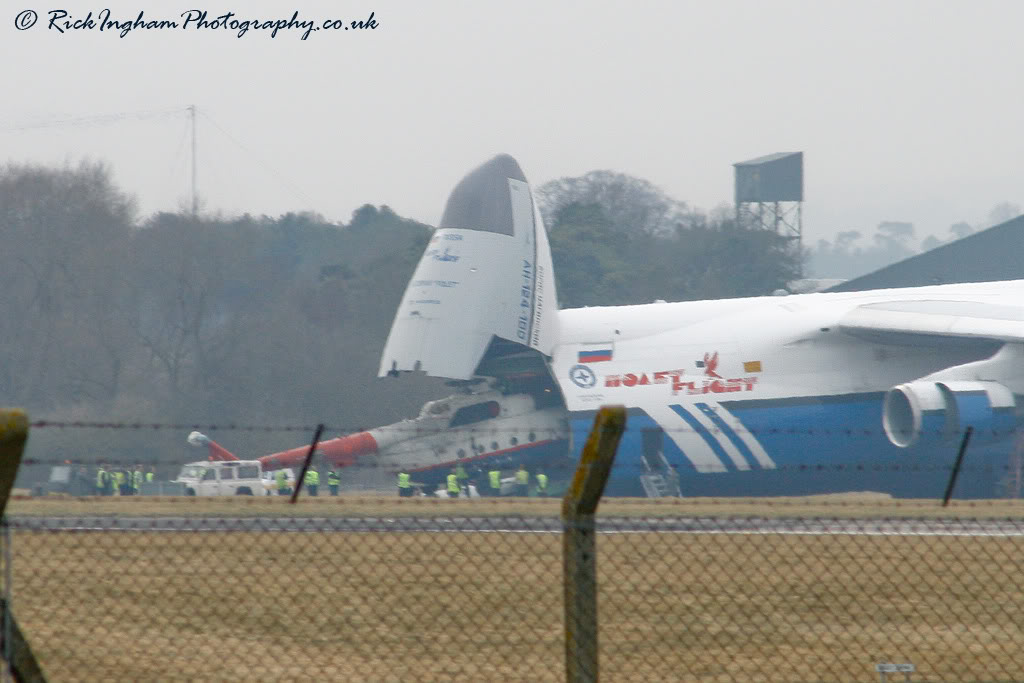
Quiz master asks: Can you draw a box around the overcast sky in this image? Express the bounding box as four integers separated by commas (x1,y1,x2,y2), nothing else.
3,1,1022,244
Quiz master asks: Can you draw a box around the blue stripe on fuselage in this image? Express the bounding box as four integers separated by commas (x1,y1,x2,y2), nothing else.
669,404,739,472
567,391,1018,498
693,402,760,469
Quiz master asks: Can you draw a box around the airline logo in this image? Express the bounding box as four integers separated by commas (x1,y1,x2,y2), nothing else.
677,352,762,394
579,349,613,363
672,377,758,395
427,247,459,262
602,352,761,395
605,370,684,387
568,364,597,389
696,351,721,378
604,371,757,394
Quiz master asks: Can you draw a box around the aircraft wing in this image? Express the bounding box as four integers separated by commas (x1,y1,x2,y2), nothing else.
839,299,1024,344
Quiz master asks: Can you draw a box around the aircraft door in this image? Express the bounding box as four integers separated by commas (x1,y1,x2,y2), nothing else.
640,428,664,473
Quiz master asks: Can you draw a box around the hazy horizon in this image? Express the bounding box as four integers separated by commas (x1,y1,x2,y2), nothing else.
3,1,1022,243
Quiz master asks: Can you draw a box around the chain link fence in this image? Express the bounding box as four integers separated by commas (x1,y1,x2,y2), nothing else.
3,508,1024,681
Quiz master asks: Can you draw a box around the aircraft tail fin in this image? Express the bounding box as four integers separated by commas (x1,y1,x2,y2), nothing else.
378,154,558,380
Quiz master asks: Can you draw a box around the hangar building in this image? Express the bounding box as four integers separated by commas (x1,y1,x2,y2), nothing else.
827,214,1024,292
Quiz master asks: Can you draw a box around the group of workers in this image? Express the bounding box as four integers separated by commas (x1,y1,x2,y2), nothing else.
397,463,549,498
94,464,154,496
92,461,548,499
273,467,342,496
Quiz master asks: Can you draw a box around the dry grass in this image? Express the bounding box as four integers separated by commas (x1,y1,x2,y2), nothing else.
6,516,1024,681
10,492,1024,519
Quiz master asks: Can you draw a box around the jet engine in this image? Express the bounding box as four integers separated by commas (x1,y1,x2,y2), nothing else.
882,380,1017,448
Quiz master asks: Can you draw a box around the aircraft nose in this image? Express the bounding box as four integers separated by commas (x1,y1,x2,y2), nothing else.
438,154,526,236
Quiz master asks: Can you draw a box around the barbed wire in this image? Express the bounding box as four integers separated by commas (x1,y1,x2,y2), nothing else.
9,496,1024,511
9,515,1024,530
15,457,1024,474
24,420,1024,439
29,420,324,432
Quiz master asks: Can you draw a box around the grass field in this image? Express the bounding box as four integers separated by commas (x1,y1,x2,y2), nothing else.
10,491,1024,519
5,498,1024,681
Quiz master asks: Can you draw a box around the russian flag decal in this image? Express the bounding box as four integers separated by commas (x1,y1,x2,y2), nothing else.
578,349,613,363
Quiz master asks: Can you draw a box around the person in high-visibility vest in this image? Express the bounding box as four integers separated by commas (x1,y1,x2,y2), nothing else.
132,466,143,495
515,465,529,497
275,469,289,496
145,467,155,483
95,466,110,496
397,471,412,497
446,470,461,499
536,471,548,497
455,463,468,490
488,469,502,497
114,469,128,496
304,468,320,496
327,469,340,496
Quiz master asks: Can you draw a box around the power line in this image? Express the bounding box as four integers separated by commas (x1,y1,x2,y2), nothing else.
4,104,321,216
1,106,187,132
198,110,318,210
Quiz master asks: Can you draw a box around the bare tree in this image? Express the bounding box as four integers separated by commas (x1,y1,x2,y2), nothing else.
0,161,136,409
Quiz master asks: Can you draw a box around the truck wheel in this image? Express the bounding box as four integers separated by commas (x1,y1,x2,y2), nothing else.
236,487,253,496
185,488,196,496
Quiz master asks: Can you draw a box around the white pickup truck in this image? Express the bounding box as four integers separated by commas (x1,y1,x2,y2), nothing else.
174,460,296,496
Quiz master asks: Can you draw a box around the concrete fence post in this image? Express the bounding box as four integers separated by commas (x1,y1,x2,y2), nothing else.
0,409,46,682
562,405,625,683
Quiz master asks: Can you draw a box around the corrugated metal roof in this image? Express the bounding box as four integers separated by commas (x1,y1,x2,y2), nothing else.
827,214,1024,292
733,152,801,167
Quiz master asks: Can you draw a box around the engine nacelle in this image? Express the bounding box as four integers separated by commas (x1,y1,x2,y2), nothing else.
883,380,1017,448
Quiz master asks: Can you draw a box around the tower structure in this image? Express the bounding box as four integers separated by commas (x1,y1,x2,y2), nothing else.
734,152,804,272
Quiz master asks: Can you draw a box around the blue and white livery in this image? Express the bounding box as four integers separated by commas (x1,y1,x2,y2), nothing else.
193,155,1020,499
371,154,1024,498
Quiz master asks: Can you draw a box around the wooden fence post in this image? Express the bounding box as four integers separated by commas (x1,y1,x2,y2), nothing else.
562,405,626,683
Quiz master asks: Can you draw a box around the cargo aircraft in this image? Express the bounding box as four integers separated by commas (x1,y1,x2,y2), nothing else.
189,155,1024,498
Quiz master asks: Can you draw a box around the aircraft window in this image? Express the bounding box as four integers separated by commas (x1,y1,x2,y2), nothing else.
528,432,536,442
510,437,518,446
490,441,499,451
202,469,216,481
448,401,500,428
457,449,466,458
220,468,235,480
238,465,259,479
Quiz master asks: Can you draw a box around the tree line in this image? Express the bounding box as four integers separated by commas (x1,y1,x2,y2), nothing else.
806,202,1021,280
1,162,799,466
